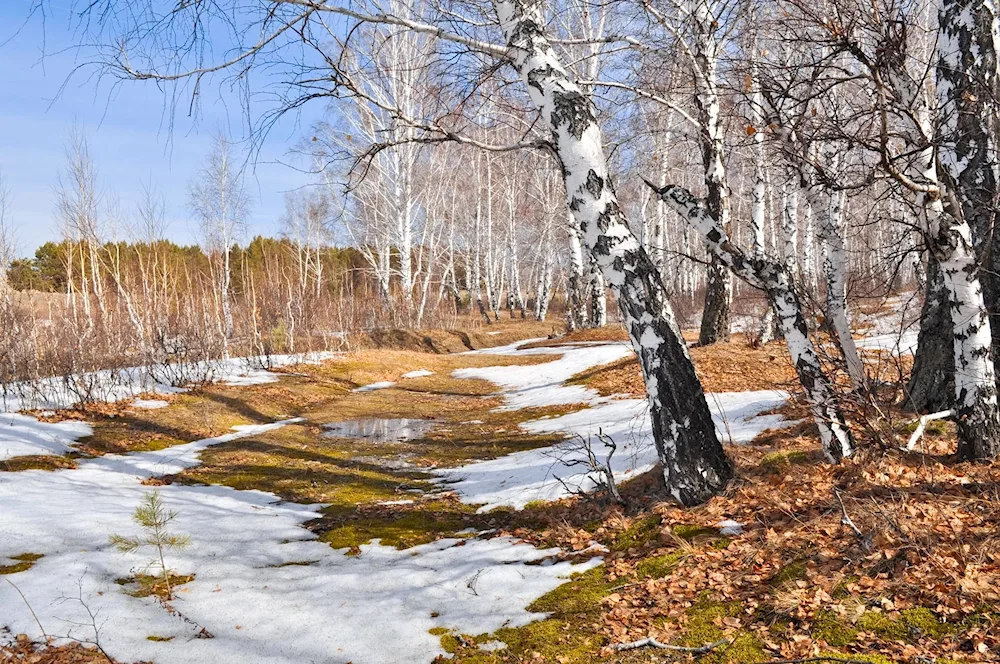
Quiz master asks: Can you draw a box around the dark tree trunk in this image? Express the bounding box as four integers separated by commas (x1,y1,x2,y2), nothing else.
907,257,955,413
647,180,855,462
699,259,732,345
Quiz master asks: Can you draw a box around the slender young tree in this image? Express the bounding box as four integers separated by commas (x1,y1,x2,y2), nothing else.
189,133,250,358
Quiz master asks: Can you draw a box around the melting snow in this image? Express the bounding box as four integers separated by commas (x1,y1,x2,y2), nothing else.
0,416,598,663
454,341,635,409
1,337,796,661
132,399,170,410
352,381,396,393
438,342,792,511
856,331,919,356
0,351,340,413
0,414,93,460
401,369,435,378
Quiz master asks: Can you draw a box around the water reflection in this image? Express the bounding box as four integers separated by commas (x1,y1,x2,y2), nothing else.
323,418,435,443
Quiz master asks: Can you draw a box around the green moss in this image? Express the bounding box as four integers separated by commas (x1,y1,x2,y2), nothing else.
146,635,175,642
529,566,611,615
441,566,612,663
674,597,766,663
671,524,717,540
1,454,79,472
320,504,475,553
901,607,952,639
522,499,549,510
0,552,44,575
635,551,686,579
816,652,894,664
856,607,952,642
611,514,662,551
812,610,858,647
769,559,808,587
760,450,809,470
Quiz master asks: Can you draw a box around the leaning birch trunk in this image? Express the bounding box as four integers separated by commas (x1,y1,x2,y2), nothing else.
810,187,866,389
646,181,854,462
781,182,799,276
495,0,732,504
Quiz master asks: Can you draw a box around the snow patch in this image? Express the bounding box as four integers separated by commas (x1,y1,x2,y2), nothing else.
401,369,435,379
132,399,169,410
453,342,634,410
856,331,919,356
717,520,744,536
0,351,340,413
0,416,598,663
0,414,93,460
352,381,396,393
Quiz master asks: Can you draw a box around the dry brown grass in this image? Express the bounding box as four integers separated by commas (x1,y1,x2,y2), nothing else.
568,337,799,395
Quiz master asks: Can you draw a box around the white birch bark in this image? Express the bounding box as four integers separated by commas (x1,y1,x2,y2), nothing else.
495,0,732,504
647,181,855,462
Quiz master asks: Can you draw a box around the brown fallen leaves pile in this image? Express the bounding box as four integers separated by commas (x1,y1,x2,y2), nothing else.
496,402,1000,663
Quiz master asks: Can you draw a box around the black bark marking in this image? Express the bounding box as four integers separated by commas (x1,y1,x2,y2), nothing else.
585,170,604,198
551,90,596,139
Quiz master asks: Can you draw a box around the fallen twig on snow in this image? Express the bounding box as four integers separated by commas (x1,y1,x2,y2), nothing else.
905,409,953,451
609,636,728,653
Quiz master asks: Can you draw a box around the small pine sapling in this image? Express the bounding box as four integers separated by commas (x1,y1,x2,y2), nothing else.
110,491,190,600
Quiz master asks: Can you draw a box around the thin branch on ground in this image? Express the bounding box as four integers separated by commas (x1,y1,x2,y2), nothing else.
609,636,728,653
834,488,873,552
5,578,49,642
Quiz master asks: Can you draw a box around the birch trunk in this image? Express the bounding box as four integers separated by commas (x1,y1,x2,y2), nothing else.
932,0,1000,458
566,218,587,331
691,0,732,346
588,257,607,327
811,187,866,389
648,181,855,462
749,66,775,345
496,0,732,505
938,0,1000,395
907,256,955,412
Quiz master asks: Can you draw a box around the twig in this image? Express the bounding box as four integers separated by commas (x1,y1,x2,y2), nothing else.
834,488,873,552
765,658,875,664
609,636,728,653
5,578,49,641
905,409,953,451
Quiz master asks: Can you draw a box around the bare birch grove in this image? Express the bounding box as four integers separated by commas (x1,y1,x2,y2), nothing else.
6,0,998,506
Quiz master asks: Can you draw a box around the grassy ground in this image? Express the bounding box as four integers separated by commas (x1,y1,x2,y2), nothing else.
3,321,997,663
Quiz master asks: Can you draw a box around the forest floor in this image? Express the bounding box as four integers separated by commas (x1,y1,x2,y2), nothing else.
1,314,997,664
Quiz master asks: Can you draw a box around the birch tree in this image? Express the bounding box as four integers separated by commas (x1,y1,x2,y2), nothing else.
189,134,250,358
496,0,733,503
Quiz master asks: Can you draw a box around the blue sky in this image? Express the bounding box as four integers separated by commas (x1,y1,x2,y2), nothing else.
0,2,326,257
